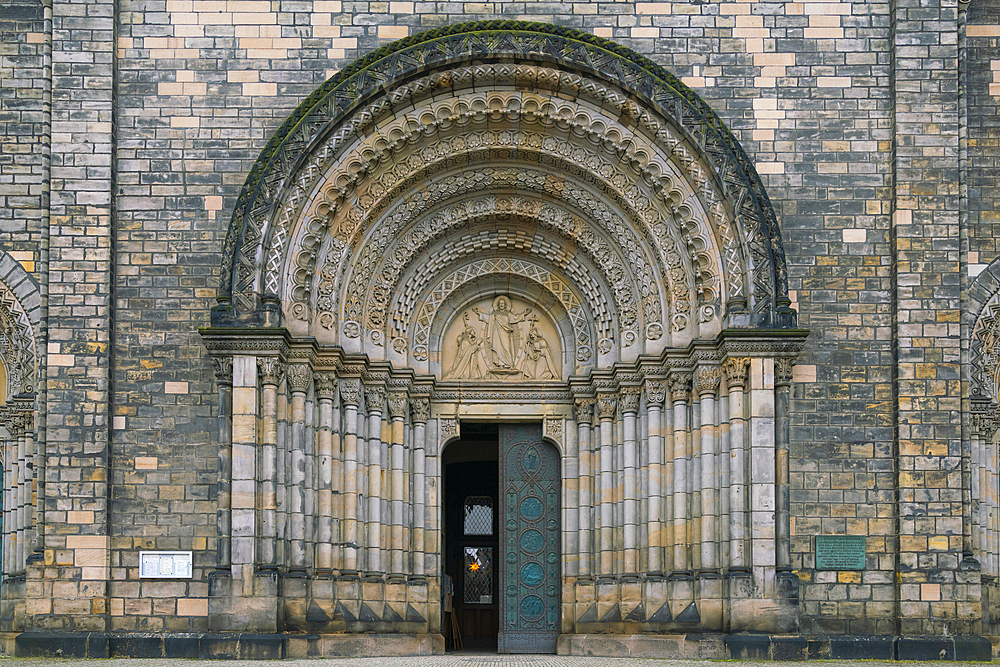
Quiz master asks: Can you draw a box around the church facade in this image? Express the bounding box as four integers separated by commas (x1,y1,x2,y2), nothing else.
1,0,1000,660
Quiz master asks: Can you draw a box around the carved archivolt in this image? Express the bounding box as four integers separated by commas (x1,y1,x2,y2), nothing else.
972,294,1000,402
0,286,36,398
218,22,792,380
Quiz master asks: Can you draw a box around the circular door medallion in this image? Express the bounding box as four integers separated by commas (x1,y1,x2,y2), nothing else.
520,595,544,620
519,496,543,521
520,562,544,587
520,529,544,553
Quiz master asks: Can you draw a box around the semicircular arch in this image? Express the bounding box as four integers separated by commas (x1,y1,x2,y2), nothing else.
217,21,789,336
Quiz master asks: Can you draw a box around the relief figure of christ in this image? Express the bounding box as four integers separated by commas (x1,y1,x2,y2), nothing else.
472,295,532,371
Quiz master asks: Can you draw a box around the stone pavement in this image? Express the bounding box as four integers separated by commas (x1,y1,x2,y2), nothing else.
0,656,992,667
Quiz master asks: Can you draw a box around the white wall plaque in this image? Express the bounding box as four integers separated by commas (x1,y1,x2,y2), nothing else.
139,551,193,579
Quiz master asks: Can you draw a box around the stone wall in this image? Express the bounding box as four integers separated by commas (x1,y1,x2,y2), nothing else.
0,0,990,644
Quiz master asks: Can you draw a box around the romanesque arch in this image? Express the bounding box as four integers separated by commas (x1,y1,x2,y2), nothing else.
0,252,40,632
968,260,1000,591
201,22,808,648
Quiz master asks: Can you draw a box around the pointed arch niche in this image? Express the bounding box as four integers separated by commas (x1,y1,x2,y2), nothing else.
201,22,808,651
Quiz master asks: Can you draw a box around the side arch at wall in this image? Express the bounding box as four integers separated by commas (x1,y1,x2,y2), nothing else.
0,251,41,633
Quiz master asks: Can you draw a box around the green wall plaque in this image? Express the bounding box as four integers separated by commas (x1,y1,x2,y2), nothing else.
815,535,866,570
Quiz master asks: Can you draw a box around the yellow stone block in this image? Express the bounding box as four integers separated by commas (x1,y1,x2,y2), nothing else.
928,535,948,551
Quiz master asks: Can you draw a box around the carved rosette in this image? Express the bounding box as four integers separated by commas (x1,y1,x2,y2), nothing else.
774,358,794,388
212,356,233,386
257,357,284,387
668,371,692,404
597,394,618,421
287,363,313,394
439,418,458,442
697,368,721,396
574,398,595,425
723,357,751,391
410,398,430,425
340,379,362,407
544,417,563,443
387,392,408,420
644,380,666,407
619,387,641,415
314,372,338,401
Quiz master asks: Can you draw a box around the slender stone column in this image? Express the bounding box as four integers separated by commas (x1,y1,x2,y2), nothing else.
774,358,793,584
330,385,344,573
575,398,595,579
2,412,15,576
257,357,283,572
231,355,259,588
276,389,288,570
748,359,776,590
690,387,702,573
387,391,407,578
340,379,362,574
410,398,429,577
314,373,337,574
716,386,732,568
596,393,617,577
16,412,28,571
669,372,692,575
287,363,312,574
364,384,386,575
644,381,666,575
620,388,640,574
213,358,233,572
723,357,750,572
21,412,35,569
697,370,721,572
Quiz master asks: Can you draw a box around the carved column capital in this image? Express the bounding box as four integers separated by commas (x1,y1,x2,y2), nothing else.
774,358,794,388
212,356,233,386
340,378,362,407
597,394,617,421
668,371,692,404
644,380,666,407
574,397,595,424
257,356,284,387
723,357,751,390
410,397,430,424
387,392,408,420
619,387,641,414
314,372,338,400
287,363,313,394
364,385,386,414
697,368,721,396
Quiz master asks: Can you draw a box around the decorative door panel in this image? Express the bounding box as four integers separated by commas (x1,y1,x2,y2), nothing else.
498,423,560,653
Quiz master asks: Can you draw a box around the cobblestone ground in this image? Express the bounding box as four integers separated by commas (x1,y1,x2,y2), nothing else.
0,657,993,667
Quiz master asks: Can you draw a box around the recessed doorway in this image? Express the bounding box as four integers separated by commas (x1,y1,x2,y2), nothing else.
442,422,560,654
443,423,499,651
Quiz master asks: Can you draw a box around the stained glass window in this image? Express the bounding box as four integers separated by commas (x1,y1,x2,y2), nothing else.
464,496,493,535
464,546,493,604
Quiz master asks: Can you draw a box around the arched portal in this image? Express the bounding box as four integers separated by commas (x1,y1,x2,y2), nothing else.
201,21,808,653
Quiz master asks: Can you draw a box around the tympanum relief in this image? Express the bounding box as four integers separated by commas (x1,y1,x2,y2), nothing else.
442,296,561,381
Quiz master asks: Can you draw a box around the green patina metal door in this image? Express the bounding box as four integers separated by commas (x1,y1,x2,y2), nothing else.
498,423,560,653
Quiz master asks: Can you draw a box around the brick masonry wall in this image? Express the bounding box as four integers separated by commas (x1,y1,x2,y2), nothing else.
4,0,969,634
0,0,45,272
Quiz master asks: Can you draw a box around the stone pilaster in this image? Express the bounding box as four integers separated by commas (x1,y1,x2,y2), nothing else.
31,0,116,633
891,0,968,635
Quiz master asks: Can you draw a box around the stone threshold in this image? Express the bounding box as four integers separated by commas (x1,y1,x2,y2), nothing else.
6,631,994,660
